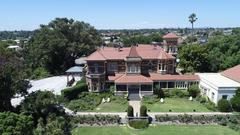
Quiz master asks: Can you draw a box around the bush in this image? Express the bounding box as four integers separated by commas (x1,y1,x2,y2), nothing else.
140,105,147,117
127,106,134,117
230,97,240,112
164,89,188,98
188,84,200,98
230,89,240,112
72,115,120,126
196,96,207,104
61,82,88,100
142,95,159,104
218,99,232,112
129,120,149,129
66,92,101,111
153,86,164,98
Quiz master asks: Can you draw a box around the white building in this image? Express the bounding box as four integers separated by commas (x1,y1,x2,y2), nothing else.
197,73,240,104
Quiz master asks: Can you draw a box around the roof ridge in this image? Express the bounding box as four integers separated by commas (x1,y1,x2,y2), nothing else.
128,46,141,57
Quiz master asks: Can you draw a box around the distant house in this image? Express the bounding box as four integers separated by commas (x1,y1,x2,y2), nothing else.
162,33,179,56
197,65,240,104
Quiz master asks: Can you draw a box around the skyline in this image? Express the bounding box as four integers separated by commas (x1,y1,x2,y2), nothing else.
1,0,240,30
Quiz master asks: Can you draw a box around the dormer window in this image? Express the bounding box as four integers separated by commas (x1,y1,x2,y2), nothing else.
127,64,140,73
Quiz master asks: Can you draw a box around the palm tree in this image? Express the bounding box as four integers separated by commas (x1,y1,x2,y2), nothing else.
189,13,198,44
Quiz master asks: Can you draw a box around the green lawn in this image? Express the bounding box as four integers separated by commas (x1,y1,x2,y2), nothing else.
94,101,128,112
143,98,211,112
72,125,239,135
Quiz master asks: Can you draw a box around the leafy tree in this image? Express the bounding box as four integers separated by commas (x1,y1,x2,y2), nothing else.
230,88,240,112
0,47,29,112
217,99,232,112
20,91,64,125
24,18,101,75
0,112,34,135
178,44,210,73
188,84,200,98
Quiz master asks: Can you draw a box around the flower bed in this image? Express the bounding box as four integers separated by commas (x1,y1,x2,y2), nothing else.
71,115,121,126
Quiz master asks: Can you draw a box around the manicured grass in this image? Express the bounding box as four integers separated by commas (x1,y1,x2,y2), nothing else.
143,98,211,112
72,125,239,135
94,102,128,112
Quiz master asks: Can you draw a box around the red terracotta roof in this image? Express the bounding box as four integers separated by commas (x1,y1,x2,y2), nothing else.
86,45,175,61
115,74,153,84
221,64,240,83
128,46,140,57
86,50,106,61
107,74,124,81
163,33,178,39
149,73,199,81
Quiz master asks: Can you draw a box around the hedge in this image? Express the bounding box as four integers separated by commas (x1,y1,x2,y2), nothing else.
127,106,134,117
129,119,149,129
140,105,147,117
155,114,240,131
71,115,121,126
61,82,88,100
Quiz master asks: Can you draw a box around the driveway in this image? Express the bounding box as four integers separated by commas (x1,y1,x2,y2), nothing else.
11,75,81,107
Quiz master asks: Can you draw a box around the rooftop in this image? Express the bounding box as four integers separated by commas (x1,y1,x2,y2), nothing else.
149,73,199,81
114,74,153,84
197,73,240,88
163,33,178,39
221,64,240,83
86,44,175,61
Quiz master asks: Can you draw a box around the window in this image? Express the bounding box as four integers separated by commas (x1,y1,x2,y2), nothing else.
222,95,228,100
108,62,118,72
212,92,215,100
93,63,99,73
127,64,140,73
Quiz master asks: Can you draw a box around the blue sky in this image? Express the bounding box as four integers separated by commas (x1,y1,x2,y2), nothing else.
0,0,240,30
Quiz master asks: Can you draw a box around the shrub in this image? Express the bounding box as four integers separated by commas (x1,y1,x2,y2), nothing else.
142,95,159,104
230,97,240,112
61,82,88,100
140,105,147,117
230,89,240,112
218,99,232,112
153,86,164,98
188,84,200,98
169,89,188,98
66,92,101,111
129,120,149,129
196,96,207,104
127,106,134,117
72,115,120,125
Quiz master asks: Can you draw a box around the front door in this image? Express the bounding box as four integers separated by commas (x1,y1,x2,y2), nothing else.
128,85,140,101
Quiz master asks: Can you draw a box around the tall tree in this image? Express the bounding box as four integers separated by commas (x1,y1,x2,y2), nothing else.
0,47,29,112
25,18,101,75
188,13,198,44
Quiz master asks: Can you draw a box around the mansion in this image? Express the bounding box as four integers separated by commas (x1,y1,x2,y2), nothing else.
85,33,199,98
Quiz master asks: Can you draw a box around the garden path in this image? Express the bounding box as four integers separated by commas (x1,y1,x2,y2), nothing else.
128,101,141,117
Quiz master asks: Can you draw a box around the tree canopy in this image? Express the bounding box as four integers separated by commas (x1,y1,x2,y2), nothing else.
0,46,29,112
178,31,240,73
0,112,34,135
25,18,101,75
